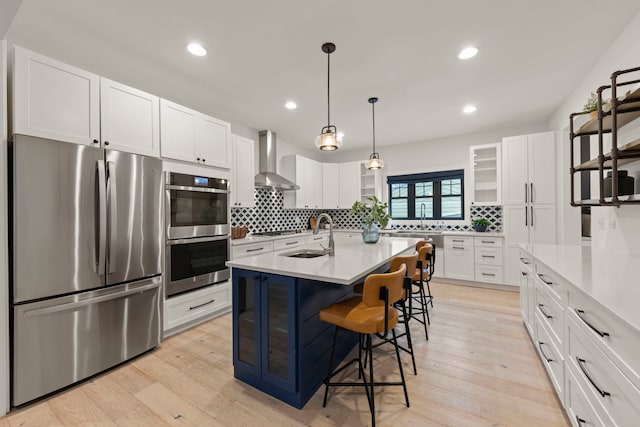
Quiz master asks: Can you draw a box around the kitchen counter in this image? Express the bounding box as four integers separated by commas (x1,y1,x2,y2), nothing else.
518,243,640,332
442,230,504,237
228,236,418,284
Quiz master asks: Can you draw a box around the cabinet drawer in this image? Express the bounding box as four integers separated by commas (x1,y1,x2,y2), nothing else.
518,250,534,273
474,247,503,266
474,237,503,248
444,236,473,247
535,312,564,400
273,236,307,252
474,264,503,283
566,365,609,427
567,316,640,427
232,241,274,259
306,234,328,245
534,261,565,303
567,287,640,391
164,282,231,333
535,284,564,349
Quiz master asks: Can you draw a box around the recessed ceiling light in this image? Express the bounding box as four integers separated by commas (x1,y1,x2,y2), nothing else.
285,101,297,110
187,42,207,57
458,46,478,60
463,104,477,114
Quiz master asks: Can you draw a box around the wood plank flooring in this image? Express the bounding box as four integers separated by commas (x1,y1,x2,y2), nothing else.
1,282,569,426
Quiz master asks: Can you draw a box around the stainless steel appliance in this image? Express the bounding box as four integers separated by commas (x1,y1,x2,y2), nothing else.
165,172,230,297
10,135,163,406
166,172,229,239
254,130,299,191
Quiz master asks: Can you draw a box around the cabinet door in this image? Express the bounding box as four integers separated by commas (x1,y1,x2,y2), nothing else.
261,273,296,392
160,99,197,162
530,204,556,245
100,78,160,156
322,163,340,209
503,205,529,285
197,114,231,169
338,162,361,209
528,132,556,205
444,246,474,280
232,135,255,207
233,270,262,377
13,46,100,146
502,135,528,205
307,159,323,208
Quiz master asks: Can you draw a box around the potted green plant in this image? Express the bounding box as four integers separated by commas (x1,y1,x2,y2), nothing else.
351,196,392,243
471,217,491,232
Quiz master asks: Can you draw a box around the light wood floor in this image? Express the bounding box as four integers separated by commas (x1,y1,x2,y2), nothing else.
0,282,569,426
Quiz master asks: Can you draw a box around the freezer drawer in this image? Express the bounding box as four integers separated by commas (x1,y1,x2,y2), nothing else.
12,277,162,406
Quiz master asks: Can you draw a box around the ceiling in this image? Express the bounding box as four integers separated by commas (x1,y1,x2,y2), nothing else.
6,0,640,152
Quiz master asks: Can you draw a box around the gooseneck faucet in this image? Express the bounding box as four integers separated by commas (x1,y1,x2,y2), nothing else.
313,213,335,256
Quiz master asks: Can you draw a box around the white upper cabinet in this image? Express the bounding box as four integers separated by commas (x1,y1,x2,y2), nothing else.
100,78,160,156
197,114,231,169
502,135,529,205
160,99,197,162
231,134,255,207
160,99,231,168
469,143,501,206
12,46,100,145
338,162,361,209
322,163,340,209
283,155,322,209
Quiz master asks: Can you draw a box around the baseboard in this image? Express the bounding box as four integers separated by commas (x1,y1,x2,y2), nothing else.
433,278,519,292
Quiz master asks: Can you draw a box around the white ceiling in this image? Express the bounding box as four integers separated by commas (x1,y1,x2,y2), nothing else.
6,0,640,152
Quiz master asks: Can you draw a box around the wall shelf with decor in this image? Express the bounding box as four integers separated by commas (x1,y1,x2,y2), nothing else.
569,66,640,207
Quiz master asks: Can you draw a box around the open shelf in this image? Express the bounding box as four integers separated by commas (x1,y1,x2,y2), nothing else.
570,66,640,207
474,167,497,172
474,157,497,162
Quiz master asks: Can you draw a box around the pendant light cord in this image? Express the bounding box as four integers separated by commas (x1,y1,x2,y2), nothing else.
371,100,376,153
327,51,331,127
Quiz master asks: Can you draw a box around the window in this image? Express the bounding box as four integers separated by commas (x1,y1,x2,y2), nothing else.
388,169,464,220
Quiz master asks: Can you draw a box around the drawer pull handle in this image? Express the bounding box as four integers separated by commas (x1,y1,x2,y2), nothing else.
576,357,610,398
452,239,465,242
575,309,609,338
575,415,586,426
452,246,465,250
537,274,553,285
519,257,531,265
537,341,553,363
481,273,495,277
481,255,495,258
481,240,494,244
285,241,300,245
538,304,553,319
521,271,528,277
246,247,265,253
189,299,216,310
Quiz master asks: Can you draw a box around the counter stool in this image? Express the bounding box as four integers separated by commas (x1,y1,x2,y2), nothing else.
415,239,435,308
411,243,434,339
319,264,410,427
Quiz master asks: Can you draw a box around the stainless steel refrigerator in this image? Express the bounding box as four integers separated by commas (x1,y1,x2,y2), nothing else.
10,135,163,406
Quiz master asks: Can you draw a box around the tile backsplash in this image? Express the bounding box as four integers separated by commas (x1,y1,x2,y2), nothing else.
231,189,502,232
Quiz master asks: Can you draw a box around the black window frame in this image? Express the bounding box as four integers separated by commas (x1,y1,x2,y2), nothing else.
388,169,465,220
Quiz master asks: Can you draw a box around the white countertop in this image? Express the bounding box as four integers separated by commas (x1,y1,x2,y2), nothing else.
231,230,327,246
442,231,504,237
519,244,640,332
227,236,419,285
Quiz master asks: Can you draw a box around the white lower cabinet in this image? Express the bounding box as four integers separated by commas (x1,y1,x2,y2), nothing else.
443,236,474,280
163,281,231,336
272,236,307,252
443,235,504,283
521,248,640,427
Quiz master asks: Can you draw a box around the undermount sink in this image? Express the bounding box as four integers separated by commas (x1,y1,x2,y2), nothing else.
280,249,327,258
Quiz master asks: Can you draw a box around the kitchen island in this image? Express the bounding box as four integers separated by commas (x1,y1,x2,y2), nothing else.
226,236,418,409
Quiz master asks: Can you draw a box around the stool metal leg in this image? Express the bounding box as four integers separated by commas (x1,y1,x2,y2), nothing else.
401,303,417,375
322,325,339,407
392,328,410,408
367,334,376,427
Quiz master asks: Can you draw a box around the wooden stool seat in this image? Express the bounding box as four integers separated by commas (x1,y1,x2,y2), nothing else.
320,297,398,335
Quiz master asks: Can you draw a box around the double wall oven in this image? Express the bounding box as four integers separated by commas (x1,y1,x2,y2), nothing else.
165,172,230,297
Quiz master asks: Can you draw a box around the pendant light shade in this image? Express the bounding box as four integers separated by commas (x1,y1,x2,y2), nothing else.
365,97,384,170
316,42,343,151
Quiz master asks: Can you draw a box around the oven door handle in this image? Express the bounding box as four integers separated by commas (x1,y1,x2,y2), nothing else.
166,184,229,194
167,236,230,245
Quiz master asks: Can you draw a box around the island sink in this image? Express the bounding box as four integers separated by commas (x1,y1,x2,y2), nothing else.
280,249,327,258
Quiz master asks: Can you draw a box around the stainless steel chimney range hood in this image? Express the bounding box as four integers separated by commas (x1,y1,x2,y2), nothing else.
254,130,300,191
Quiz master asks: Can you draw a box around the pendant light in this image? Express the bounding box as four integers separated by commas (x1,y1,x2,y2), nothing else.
365,97,384,170
315,42,343,151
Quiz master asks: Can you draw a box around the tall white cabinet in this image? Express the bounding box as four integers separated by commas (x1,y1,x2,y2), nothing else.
231,134,255,207
503,131,557,285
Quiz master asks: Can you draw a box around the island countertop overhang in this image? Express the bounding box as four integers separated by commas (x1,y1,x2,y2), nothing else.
226,237,419,285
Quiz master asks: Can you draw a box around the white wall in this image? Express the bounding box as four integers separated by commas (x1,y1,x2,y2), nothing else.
548,9,640,255
0,39,9,416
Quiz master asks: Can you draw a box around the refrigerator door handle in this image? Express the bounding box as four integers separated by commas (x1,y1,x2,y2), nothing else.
525,206,528,226
96,161,107,274
107,161,117,274
21,280,160,318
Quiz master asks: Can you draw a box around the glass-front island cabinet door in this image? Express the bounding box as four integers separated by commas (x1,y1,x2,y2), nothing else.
233,270,261,377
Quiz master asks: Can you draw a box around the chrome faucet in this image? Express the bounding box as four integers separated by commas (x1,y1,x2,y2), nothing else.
420,203,426,230
313,213,335,256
